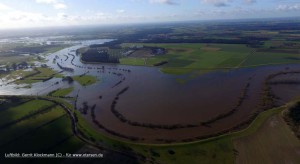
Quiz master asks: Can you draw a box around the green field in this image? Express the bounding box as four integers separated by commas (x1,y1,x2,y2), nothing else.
72,75,97,86
0,99,54,126
121,43,252,74
119,57,145,66
0,105,65,145
241,51,300,67
120,43,300,75
0,98,84,163
48,87,74,97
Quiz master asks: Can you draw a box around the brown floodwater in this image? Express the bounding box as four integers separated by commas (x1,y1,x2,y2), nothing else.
75,63,300,143
4,39,300,143
269,73,300,106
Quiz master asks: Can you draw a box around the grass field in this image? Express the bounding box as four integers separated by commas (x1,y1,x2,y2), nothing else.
0,105,65,145
72,75,97,86
241,51,300,67
120,43,300,75
0,99,54,126
121,43,252,74
0,98,84,163
49,87,74,97
119,58,145,66
234,113,300,164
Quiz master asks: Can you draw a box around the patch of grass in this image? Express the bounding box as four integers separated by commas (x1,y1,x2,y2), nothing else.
49,87,74,97
120,58,145,66
241,51,300,67
0,98,84,164
0,105,65,145
72,75,97,86
0,115,73,154
15,67,61,84
36,67,57,77
145,58,166,66
15,84,32,89
0,99,54,126
54,73,64,78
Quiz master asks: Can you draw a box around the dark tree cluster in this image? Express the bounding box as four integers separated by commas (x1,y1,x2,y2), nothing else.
153,61,168,66
285,102,300,138
62,76,74,84
81,48,119,63
79,101,89,115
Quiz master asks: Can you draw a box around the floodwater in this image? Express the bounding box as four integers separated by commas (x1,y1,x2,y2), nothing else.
1,38,300,143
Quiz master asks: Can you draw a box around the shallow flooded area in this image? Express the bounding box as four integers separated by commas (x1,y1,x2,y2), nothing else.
2,39,300,143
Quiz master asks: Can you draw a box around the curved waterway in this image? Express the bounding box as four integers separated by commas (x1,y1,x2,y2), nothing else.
1,39,300,143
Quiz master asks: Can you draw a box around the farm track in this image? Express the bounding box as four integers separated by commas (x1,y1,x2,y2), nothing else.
235,50,256,68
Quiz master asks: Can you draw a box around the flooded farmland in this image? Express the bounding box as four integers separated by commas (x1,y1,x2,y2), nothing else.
1,39,300,143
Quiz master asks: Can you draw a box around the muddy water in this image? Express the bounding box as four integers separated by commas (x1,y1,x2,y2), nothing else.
89,65,295,142
270,73,300,105
2,39,300,143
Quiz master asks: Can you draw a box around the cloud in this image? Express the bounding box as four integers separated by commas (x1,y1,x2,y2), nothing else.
36,0,56,4
35,0,67,10
0,3,12,11
202,0,231,7
57,12,68,19
202,0,256,6
277,4,300,11
54,3,67,9
149,0,178,5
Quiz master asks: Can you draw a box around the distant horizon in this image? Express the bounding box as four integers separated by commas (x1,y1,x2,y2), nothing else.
0,0,300,30
0,16,299,32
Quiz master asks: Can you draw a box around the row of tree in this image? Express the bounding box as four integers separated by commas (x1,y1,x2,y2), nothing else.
202,82,251,126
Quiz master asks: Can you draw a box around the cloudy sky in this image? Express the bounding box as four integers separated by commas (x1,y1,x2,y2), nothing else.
0,0,299,29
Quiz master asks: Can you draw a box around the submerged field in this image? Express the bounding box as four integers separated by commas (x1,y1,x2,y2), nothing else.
1,20,300,163
1,95,297,164
0,96,288,164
